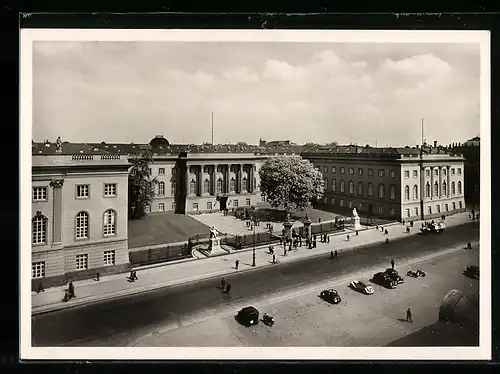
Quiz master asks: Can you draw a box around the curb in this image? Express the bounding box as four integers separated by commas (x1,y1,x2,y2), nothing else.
32,221,474,315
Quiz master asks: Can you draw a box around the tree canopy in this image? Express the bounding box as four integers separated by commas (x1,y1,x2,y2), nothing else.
259,156,324,213
128,150,158,220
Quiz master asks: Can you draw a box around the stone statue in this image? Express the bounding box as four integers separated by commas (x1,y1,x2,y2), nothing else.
210,225,222,239
55,137,63,152
352,208,359,218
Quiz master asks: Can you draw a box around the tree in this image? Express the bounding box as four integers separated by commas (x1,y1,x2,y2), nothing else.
128,149,158,219
259,156,324,215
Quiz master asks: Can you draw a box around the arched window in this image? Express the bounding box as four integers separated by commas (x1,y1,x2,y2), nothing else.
242,177,248,191
203,179,210,194
340,179,345,193
332,179,336,192
171,181,177,196
442,181,447,196
75,211,89,239
389,185,396,200
404,186,410,200
229,178,236,192
378,184,385,199
367,183,374,197
32,212,47,245
348,180,354,195
216,178,223,194
189,179,196,195
434,182,439,197
357,182,363,196
426,182,430,198
158,181,165,196
412,185,418,200
458,181,462,194
451,181,455,195
103,209,116,236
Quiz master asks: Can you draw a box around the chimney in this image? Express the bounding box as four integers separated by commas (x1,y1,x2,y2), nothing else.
416,145,419,149
433,140,437,148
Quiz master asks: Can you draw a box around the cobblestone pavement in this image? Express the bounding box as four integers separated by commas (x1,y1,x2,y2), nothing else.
134,244,479,347
32,211,474,314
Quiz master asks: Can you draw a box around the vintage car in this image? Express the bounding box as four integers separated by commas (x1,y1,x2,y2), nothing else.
349,280,374,295
420,220,446,234
237,306,260,327
320,289,342,304
384,268,404,284
372,272,397,289
407,269,426,278
463,265,479,280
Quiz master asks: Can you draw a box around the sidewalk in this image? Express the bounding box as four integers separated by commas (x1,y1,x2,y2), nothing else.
31,212,474,315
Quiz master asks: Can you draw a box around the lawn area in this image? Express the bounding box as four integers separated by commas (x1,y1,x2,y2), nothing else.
252,202,343,223
128,212,211,249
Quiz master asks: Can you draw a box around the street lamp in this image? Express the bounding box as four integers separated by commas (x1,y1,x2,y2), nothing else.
252,223,256,267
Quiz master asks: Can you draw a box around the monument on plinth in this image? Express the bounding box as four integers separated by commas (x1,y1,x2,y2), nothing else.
193,225,230,258
302,218,312,239
282,213,294,240
352,208,362,231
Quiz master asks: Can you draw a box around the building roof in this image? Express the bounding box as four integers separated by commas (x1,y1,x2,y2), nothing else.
302,144,452,157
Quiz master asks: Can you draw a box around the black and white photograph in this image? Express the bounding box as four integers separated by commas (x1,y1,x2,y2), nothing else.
20,29,491,360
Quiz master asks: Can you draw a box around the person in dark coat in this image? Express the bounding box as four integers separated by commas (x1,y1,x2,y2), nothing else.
272,254,276,264
334,250,338,260
68,281,75,298
235,259,239,269
221,277,226,289
391,259,395,270
406,308,412,322
37,282,45,293
225,282,232,294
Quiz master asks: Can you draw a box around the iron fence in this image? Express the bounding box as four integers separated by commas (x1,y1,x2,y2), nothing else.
129,242,191,266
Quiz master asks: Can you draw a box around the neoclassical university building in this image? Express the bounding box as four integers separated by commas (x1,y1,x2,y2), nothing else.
31,136,465,287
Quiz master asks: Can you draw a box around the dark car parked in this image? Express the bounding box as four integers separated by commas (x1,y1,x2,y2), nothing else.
384,268,404,284
372,272,397,288
237,306,260,327
320,289,342,304
463,265,479,280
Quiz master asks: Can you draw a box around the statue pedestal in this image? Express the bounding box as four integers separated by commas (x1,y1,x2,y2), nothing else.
283,221,294,240
205,237,229,257
353,216,362,231
303,219,312,239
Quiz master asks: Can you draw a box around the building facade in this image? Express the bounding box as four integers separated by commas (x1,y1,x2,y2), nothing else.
302,145,466,221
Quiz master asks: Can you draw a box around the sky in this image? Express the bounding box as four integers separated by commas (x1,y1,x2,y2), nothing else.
32,40,481,146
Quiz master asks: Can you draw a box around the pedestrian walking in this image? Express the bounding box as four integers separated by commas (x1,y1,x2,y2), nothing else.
467,242,472,250
334,250,338,260
272,254,276,264
96,272,100,281
221,277,226,289
225,282,232,294
133,270,138,280
391,259,395,270
327,235,330,243
384,229,388,235
37,281,44,294
406,308,413,322
235,259,239,269
330,250,334,260
68,281,75,298
346,234,350,241
356,230,359,236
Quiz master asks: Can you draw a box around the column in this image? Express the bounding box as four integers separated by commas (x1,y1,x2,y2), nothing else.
239,164,244,193
226,164,230,193
447,166,451,198
186,165,191,196
212,164,218,195
249,164,254,193
50,179,64,244
438,166,443,198
201,164,209,196
430,167,434,199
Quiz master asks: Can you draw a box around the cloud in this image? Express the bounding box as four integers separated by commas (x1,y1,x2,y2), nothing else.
32,42,480,146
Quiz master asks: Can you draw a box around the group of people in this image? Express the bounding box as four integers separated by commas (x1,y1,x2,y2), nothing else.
220,277,232,294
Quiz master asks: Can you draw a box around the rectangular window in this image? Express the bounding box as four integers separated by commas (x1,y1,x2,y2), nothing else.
246,198,251,206
32,261,45,279
405,171,410,178
159,203,165,211
233,200,238,208
33,187,47,201
389,170,396,178
436,205,441,213
414,207,419,216
339,199,344,207
171,182,177,196
378,169,385,177
358,202,363,210
76,254,88,271
445,203,448,212
340,167,345,174
451,168,455,176
104,250,115,266
413,170,418,178
458,168,462,175
427,206,432,215
158,183,165,196
158,168,165,175
76,184,90,198
378,206,384,215
193,203,199,211
104,183,117,197
443,169,447,176
390,208,396,216
459,201,463,209
331,198,336,205
426,169,430,178
172,167,177,175
358,168,364,176
331,166,336,173
323,197,328,204
368,169,374,176
348,201,353,208
452,202,456,210
332,179,336,192
348,168,354,175
207,202,213,210
434,169,438,176
323,166,328,173
406,208,410,218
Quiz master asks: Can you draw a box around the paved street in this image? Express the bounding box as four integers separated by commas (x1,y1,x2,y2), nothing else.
32,223,478,347
136,245,479,347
